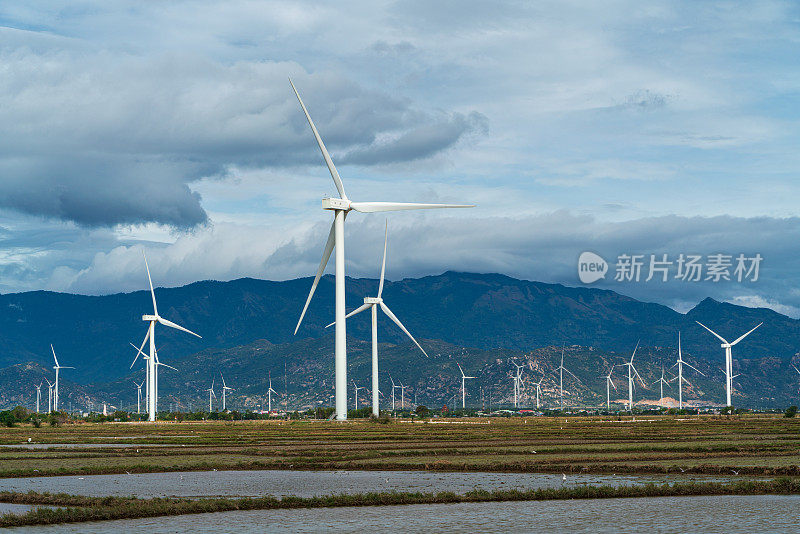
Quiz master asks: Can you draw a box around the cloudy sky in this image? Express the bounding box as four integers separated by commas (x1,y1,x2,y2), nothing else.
1,1,799,315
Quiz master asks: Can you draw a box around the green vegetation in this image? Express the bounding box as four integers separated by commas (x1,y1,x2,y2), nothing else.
3,478,800,527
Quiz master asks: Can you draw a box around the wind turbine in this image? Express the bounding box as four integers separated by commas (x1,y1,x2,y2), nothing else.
352,380,364,410
220,374,233,412
670,332,704,410
206,379,216,412
604,365,617,410
457,363,476,409
696,321,762,407
131,253,201,422
45,378,53,414
51,345,74,412
535,376,545,409
399,383,408,409
289,79,474,421
389,375,399,411
130,342,178,416
325,222,428,417
134,380,145,414
653,367,671,405
35,382,42,414
511,361,524,407
267,373,278,412
622,341,646,411
555,348,578,411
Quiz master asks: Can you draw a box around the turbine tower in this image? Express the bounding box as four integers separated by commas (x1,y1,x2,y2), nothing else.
132,254,201,422
267,373,278,412
604,365,617,410
555,348,578,411
622,341,646,411
670,332,704,410
134,380,144,414
325,222,428,417
35,382,42,414
51,345,74,412
511,361,524,407
130,342,178,417
389,376,398,411
352,380,364,410
457,363,476,409
653,367,671,404
220,374,233,412
399,383,408,409
289,80,474,420
206,379,216,412
45,378,53,414
535,376,544,409
696,321,762,407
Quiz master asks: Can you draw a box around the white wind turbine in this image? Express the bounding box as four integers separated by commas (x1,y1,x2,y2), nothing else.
653,367,671,405
35,382,42,414
130,343,178,417
622,341,646,411
267,373,278,412
389,376,400,411
352,380,364,410
604,365,617,410
51,345,74,412
45,378,53,414
696,321,762,407
220,374,233,412
206,379,216,412
535,376,545,409
457,363,476,409
555,348,578,411
131,254,201,422
399,383,408,409
511,361,524,407
290,80,474,420
325,222,428,417
134,380,145,414
670,332,704,410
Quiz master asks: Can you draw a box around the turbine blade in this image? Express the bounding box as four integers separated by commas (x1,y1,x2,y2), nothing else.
683,361,705,376
457,363,465,377
295,220,336,335
380,301,428,358
630,340,640,363
130,330,150,369
289,78,347,200
158,317,201,338
378,220,388,298
696,321,728,344
564,367,579,381
158,362,178,372
50,344,59,367
325,302,371,328
730,322,763,346
143,251,158,317
349,201,474,213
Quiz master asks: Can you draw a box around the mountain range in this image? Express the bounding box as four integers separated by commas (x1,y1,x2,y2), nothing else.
0,271,798,410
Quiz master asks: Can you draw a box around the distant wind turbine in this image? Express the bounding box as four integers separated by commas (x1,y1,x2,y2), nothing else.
35,382,42,414
511,361,525,408
670,332,704,410
555,348,578,411
326,222,428,418
289,79,474,420
220,374,233,412
604,365,617,410
653,367,671,404
45,378,53,414
535,376,545,409
399,383,408,409
352,380,364,410
131,253,201,422
696,321,762,407
267,373,278,412
206,379,216,412
134,380,145,414
457,363,476,409
51,345,74,412
622,341,646,411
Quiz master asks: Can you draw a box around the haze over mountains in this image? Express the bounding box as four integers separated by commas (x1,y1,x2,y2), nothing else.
1,272,798,410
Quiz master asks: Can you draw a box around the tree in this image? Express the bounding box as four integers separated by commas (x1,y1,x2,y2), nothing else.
785,406,798,418
415,405,429,417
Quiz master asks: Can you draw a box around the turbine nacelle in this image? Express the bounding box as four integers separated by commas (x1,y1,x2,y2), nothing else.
364,296,382,305
142,314,158,322
322,197,350,210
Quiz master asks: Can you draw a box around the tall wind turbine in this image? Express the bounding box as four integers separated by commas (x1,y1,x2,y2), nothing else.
130,342,178,416
51,345,73,412
457,363,476,409
352,380,364,410
389,376,398,411
289,80,474,421
670,332,704,410
511,361,525,407
45,378,53,414
206,379,216,412
399,383,408,409
653,367,671,405
220,374,233,412
325,222,428,417
535,376,545,409
131,254,201,422
35,382,42,414
622,341,646,411
555,348,578,410
604,365,617,410
696,321,762,407
134,380,144,414
267,373,278,412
